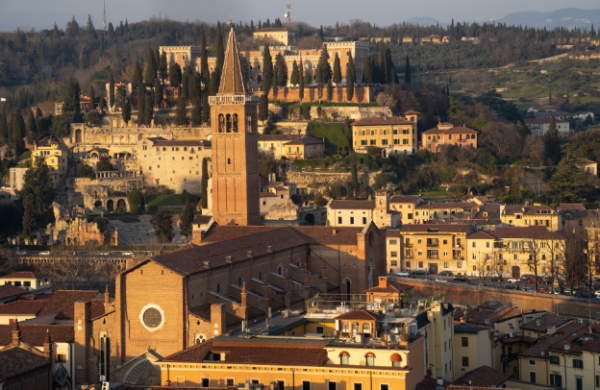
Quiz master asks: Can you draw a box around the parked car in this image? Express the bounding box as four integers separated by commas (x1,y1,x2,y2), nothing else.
562,289,572,296
435,278,448,283
100,252,110,256
553,288,562,295
15,250,26,255
425,277,435,281
487,284,500,288
538,289,550,294
594,291,600,297
396,271,410,278
439,271,454,276
39,251,51,256
122,251,134,256
412,270,427,276
489,277,502,282
507,278,519,283
524,287,535,292
504,285,517,290
454,276,470,283
575,291,591,298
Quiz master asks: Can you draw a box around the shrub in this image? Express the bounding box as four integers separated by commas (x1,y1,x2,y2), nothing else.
147,204,158,214
301,104,311,120
127,189,143,213
161,188,171,195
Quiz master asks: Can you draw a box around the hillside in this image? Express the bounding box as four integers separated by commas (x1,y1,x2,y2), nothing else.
494,8,600,30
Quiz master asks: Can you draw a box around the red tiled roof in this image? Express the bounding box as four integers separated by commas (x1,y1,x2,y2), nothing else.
0,347,50,382
520,323,588,358
37,290,102,320
0,300,46,315
329,200,375,210
284,136,324,146
1,272,48,279
352,116,413,126
399,224,470,233
524,118,569,124
521,313,573,332
365,281,411,294
259,134,301,142
0,284,28,300
492,226,564,240
422,126,477,135
192,216,212,225
404,110,420,115
259,192,277,198
453,366,510,387
334,310,383,321
0,324,75,346
389,195,421,203
160,340,328,366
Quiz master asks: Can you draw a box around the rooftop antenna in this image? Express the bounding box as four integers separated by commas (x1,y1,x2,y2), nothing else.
103,0,107,35
285,4,292,23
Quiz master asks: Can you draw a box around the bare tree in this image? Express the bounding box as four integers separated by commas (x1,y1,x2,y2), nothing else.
490,251,506,287
522,236,545,291
543,237,565,289
562,231,587,295
522,135,545,165
474,252,492,285
481,122,521,159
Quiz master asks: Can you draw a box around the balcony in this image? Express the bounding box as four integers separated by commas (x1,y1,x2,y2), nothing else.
404,243,413,248
427,243,439,247
427,256,439,260
208,95,259,105
453,256,464,260
404,255,414,259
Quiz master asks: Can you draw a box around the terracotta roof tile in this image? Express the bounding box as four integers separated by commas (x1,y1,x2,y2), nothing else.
352,116,413,126
192,216,212,225
0,300,46,315
334,310,383,321
365,282,411,294
0,284,29,300
1,272,48,279
399,224,470,233
284,136,324,146
0,324,75,346
453,366,510,387
329,200,375,210
37,290,102,320
0,347,50,382
521,313,573,332
520,323,588,358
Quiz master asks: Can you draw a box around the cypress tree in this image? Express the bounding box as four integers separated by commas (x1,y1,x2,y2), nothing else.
290,60,300,87
258,94,268,121
385,48,396,83
545,116,561,165
327,79,333,102
154,47,161,72
146,48,157,86
144,94,154,125
298,57,305,101
122,97,131,124
262,45,274,95
201,157,209,208
109,78,115,109
11,110,26,157
179,201,194,238
154,79,163,107
153,210,174,243
316,45,332,86
0,107,7,144
350,152,358,198
214,22,225,91
405,55,411,84
86,14,97,40
333,53,342,85
22,194,36,237
26,110,36,144
362,54,373,84
137,92,145,125
191,95,203,126
174,94,189,126
209,71,219,96
274,53,288,87
182,66,191,99
159,51,168,81
169,63,182,88
200,32,209,87
66,16,79,38
202,99,210,123
132,62,143,91
379,41,387,83
348,52,356,84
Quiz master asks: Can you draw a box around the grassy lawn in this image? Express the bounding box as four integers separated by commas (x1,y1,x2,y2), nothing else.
20,151,31,160
145,194,186,207
497,158,523,165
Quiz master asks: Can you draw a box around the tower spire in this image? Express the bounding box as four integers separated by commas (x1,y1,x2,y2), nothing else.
217,27,248,95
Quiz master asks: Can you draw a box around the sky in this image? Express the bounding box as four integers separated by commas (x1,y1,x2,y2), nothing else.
1,0,600,32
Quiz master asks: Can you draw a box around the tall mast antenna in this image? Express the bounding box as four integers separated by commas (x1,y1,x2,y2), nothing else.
103,0,107,34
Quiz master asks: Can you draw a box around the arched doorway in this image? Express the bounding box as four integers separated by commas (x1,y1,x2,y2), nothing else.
75,129,82,143
512,266,520,279
106,199,114,212
304,213,315,225
123,360,160,385
117,199,127,212
94,200,102,208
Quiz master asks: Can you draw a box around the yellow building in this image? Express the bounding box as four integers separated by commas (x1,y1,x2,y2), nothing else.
32,136,69,188
501,204,562,232
423,301,455,382
452,321,493,380
253,28,296,46
351,113,419,157
467,226,565,280
284,135,325,160
258,134,303,159
389,195,424,226
399,224,471,275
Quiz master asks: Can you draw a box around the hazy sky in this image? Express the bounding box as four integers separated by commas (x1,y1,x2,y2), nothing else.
1,0,599,31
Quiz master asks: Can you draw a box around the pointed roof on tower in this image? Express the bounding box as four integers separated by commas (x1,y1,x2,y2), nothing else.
218,26,248,96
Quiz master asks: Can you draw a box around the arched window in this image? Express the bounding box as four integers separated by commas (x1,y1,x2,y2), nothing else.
216,283,222,295
226,114,232,132
362,323,371,334
371,130,375,135
342,322,349,334
362,131,365,136
365,353,375,366
352,322,360,335
277,264,283,276
345,280,351,301
195,335,206,345
218,114,225,133
100,335,111,381
340,352,350,365
390,353,402,367
238,277,243,288
233,114,239,132
258,271,263,281
297,260,301,268
246,114,253,132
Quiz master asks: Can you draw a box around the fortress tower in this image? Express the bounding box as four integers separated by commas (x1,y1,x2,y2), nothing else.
208,26,260,226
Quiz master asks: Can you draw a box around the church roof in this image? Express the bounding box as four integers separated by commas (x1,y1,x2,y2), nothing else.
218,26,248,95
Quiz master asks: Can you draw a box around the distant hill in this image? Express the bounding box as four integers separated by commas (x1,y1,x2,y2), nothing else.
404,17,447,27
492,8,600,30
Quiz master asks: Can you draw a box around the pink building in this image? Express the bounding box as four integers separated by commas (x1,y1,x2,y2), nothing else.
421,123,477,151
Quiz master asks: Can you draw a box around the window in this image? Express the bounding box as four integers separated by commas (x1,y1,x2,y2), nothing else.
363,217,367,224
350,217,355,225
55,353,67,363
550,374,562,387
529,372,536,383
380,385,388,390
303,382,311,390
340,353,349,365
366,353,375,366
338,217,342,224
391,251,398,258
362,323,371,334
577,378,583,390
461,337,468,347
316,326,324,334
354,384,362,390
529,360,536,366
328,382,337,390
573,359,584,369
227,379,235,386
550,356,559,365
406,261,411,268
443,251,448,257
462,357,469,367
216,283,222,295
444,262,449,268
202,378,210,387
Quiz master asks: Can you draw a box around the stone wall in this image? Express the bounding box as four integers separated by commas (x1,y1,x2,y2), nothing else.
259,86,376,104
286,170,383,194
309,106,392,120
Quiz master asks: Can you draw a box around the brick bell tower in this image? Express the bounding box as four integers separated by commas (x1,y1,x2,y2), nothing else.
208,25,260,226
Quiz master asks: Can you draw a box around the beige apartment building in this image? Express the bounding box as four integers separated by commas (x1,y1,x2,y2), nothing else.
258,134,302,159
351,112,419,156
386,229,402,273
326,190,400,229
253,28,296,45
421,123,478,151
501,204,562,232
32,136,69,188
399,224,471,274
389,195,425,225
453,321,493,380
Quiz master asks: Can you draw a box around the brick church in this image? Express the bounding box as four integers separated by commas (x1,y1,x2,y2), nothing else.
74,26,388,387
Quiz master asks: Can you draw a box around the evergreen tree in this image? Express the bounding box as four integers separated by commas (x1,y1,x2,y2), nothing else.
154,47,160,73
137,92,145,125
86,15,97,40
274,53,288,87
22,193,36,237
182,66,191,99
333,53,342,85
201,158,208,208
545,116,561,165
159,51,168,81
89,85,96,110
169,63,182,88
209,71,219,96
52,22,61,40
0,107,7,144
350,152,359,198
144,96,154,125
191,95,202,126
385,48,396,83
154,79,163,107
378,41,387,83
179,201,194,237
214,22,225,91
109,78,115,109
11,110,26,157
326,80,333,102
347,52,356,84
66,16,79,38
290,60,300,87
127,189,143,213
258,94,269,121
99,94,106,112
315,45,332,86
298,57,305,101
18,160,56,223
405,55,411,84
153,210,174,243
362,54,373,84
63,76,81,116
26,110,36,144
146,47,157,86
202,99,210,123
121,97,131,124
262,45,274,94
107,22,114,39
174,94,189,126
132,62,143,91
200,32,209,87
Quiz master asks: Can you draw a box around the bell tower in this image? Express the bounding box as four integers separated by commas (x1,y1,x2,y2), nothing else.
208,26,260,226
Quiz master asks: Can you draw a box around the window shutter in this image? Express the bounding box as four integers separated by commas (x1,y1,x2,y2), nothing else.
550,375,554,387
573,359,577,368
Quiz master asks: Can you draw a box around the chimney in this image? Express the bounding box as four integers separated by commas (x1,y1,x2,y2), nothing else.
104,285,112,313
332,229,337,235
564,342,571,351
379,277,388,288
437,376,444,385
44,329,53,360
226,256,233,263
211,303,226,337
240,282,248,321
321,266,327,279
12,320,21,344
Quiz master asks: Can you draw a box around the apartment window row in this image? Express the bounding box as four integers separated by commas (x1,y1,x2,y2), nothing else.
337,217,368,225
357,129,413,136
